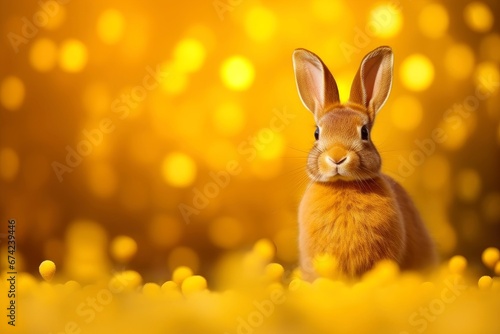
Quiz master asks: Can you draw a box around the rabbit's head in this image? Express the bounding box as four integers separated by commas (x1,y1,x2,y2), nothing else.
293,46,394,182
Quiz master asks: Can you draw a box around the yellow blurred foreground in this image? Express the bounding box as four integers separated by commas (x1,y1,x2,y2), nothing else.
1,240,499,334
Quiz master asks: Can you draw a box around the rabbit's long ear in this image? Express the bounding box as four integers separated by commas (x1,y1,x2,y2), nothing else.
349,46,393,119
293,48,340,119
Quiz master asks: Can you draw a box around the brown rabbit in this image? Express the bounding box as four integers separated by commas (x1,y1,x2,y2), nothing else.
293,46,437,280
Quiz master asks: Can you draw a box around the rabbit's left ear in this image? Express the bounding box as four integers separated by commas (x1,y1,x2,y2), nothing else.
349,46,393,119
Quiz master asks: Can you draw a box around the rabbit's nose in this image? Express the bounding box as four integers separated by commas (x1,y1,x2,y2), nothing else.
327,146,348,165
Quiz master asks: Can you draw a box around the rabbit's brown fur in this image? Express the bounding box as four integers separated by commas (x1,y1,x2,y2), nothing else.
293,46,437,280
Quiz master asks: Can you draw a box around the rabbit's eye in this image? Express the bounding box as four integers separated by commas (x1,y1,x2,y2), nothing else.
361,125,369,140
314,127,319,140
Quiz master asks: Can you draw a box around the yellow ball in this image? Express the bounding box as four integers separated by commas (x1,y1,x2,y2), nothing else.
252,239,275,261
265,263,284,282
161,280,178,292
181,275,207,295
142,283,161,296
172,266,193,285
110,235,138,262
448,255,468,274
482,247,500,268
495,262,500,276
39,260,56,282
478,275,493,289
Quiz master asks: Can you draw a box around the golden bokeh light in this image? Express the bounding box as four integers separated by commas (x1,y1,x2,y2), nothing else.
29,38,58,72
474,61,500,92
148,215,183,248
464,2,494,33
400,54,435,91
257,133,286,160
173,38,206,73
160,62,189,94
110,235,138,263
208,217,244,249
0,76,25,111
0,147,19,181
168,247,200,272
97,9,125,44
418,3,449,39
369,4,403,39
244,6,277,42
220,56,255,91
456,168,482,202
161,152,197,187
444,44,475,80
390,95,423,131
44,5,66,30
58,39,88,72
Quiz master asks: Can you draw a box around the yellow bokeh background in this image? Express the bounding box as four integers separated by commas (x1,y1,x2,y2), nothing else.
0,0,500,332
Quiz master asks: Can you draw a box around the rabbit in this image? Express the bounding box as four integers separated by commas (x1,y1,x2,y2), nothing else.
292,46,437,281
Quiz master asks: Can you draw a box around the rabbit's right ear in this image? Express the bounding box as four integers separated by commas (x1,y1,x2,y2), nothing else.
293,49,340,119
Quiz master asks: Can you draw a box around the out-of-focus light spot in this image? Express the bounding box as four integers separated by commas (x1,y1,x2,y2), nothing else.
148,215,182,249
456,168,481,202
29,38,57,72
110,235,137,263
244,6,277,42
173,38,206,73
253,239,275,261
0,148,19,181
478,275,493,289
97,9,125,44
480,34,500,62
400,54,434,91
82,83,110,117
444,44,475,80
168,247,199,273
0,76,25,111
59,39,88,72
474,62,500,93
208,217,244,249
369,4,402,39
274,228,298,262
390,95,423,131
418,4,449,39
482,247,500,268
161,152,196,188
220,56,255,91
45,6,66,30
464,2,494,33
205,140,238,170
440,116,472,151
87,163,117,198
65,220,109,282
421,155,450,191
213,102,246,136
185,24,216,53
482,192,500,223
257,133,285,160
160,62,188,95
